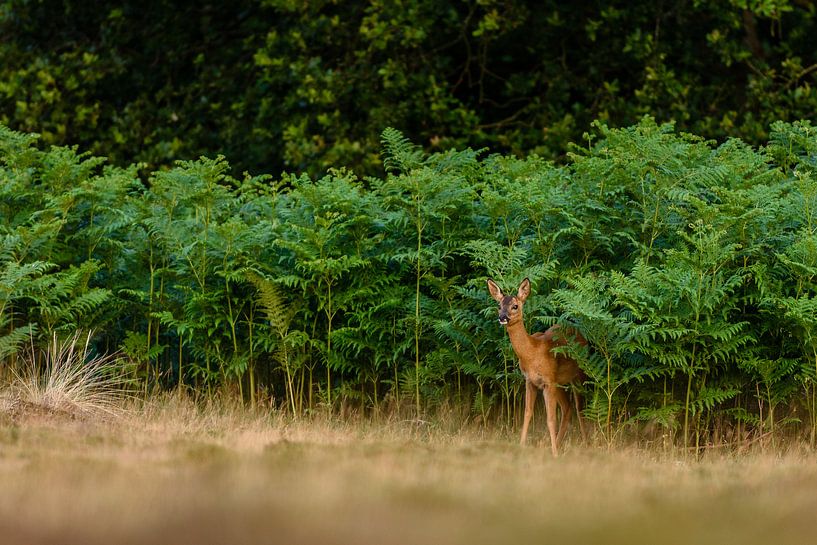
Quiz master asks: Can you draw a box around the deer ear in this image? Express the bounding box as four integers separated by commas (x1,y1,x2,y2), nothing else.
517,278,531,302
486,278,504,302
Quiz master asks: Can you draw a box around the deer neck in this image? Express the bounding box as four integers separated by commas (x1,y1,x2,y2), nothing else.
505,318,535,364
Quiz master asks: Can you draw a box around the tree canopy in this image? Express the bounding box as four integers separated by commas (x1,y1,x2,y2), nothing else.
1,1,815,176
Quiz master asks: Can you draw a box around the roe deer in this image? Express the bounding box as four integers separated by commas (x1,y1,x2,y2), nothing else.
487,277,586,456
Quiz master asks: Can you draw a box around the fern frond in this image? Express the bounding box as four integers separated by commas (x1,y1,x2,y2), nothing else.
380,127,424,174
246,271,292,337
0,323,35,359
689,385,740,416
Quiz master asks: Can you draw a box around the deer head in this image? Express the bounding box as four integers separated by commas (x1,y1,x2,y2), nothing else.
486,278,531,326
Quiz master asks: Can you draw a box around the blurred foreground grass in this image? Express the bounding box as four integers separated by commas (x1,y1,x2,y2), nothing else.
1,398,816,545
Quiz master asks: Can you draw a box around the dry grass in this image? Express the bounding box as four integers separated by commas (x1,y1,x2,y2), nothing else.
0,333,128,420
1,392,817,545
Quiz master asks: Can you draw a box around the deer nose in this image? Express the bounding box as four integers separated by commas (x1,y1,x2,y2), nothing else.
498,313,509,325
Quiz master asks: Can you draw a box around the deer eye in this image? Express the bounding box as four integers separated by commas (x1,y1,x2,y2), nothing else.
512,304,518,310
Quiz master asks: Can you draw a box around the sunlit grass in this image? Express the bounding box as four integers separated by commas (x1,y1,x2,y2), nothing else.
1,393,817,545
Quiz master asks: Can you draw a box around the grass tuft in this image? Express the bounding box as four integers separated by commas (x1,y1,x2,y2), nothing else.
1,332,129,421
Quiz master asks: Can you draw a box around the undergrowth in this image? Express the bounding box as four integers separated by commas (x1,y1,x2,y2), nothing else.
2,118,817,448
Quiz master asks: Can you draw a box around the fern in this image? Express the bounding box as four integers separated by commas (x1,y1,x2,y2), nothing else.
0,323,35,359
688,385,740,416
634,403,682,431
5,115,817,435
246,271,293,338
380,127,425,174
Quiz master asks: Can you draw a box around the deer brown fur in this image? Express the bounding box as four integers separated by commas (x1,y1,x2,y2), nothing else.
487,277,586,456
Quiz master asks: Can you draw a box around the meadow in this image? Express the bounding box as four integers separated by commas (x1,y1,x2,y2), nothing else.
2,396,816,545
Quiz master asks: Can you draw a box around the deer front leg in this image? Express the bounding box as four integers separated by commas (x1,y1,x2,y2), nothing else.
544,386,559,457
520,379,536,445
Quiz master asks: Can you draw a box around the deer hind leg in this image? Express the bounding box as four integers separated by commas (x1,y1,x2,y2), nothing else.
554,386,572,448
573,388,587,442
519,379,537,445
543,386,560,457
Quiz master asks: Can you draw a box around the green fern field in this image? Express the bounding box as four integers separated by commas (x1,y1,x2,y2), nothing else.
3,118,817,448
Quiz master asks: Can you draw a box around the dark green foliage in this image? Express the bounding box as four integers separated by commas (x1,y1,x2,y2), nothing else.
4,118,817,448
2,1,817,177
